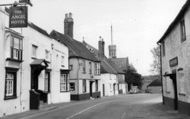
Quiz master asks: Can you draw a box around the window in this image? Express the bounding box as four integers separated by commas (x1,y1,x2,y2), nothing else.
82,60,86,74
69,65,73,70
45,50,49,60
60,73,68,92
32,45,38,58
10,37,23,61
44,71,50,92
70,82,75,91
89,62,92,74
4,68,17,100
95,80,98,92
83,79,86,93
95,63,100,75
61,56,65,67
162,41,165,57
180,19,186,42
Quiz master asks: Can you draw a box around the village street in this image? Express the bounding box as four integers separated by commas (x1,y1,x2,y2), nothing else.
4,94,190,119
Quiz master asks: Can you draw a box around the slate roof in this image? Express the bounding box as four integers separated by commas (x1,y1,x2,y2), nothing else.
109,58,129,72
50,30,99,62
28,23,50,38
147,78,162,87
83,41,123,74
158,0,190,43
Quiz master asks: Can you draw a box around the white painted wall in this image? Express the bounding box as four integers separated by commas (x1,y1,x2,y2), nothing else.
161,6,190,103
0,9,70,117
50,39,70,103
100,73,118,97
0,8,29,117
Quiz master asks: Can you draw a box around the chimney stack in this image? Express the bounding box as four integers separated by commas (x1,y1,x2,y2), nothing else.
64,12,73,38
98,36,105,59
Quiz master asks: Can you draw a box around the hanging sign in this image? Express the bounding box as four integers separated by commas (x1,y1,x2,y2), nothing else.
9,6,28,28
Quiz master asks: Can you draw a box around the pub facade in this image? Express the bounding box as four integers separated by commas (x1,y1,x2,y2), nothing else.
158,0,190,115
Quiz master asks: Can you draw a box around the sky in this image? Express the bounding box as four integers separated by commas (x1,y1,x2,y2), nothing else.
1,0,187,75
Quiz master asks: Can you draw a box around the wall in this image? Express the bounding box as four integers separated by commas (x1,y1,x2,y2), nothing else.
101,73,118,96
50,39,70,103
0,8,29,117
69,58,101,100
162,7,190,105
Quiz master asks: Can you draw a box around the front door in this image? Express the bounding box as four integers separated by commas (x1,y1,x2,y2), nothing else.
171,70,178,110
113,84,116,95
103,84,105,96
90,81,93,97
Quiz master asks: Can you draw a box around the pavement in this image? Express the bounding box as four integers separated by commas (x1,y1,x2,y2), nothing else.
2,94,190,119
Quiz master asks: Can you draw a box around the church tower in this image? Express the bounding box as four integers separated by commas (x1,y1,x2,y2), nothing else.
109,25,116,58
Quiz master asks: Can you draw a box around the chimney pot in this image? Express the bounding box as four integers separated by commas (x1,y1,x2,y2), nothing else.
64,13,74,38
69,12,72,18
65,14,68,18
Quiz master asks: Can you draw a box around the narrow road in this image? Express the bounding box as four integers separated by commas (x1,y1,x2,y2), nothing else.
6,94,190,119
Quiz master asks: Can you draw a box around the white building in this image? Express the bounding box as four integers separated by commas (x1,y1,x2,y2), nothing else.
158,0,190,115
0,8,70,117
83,39,120,97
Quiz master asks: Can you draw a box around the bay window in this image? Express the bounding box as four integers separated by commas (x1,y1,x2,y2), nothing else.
10,36,23,61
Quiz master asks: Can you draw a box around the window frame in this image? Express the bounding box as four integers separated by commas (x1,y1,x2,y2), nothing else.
180,19,186,42
10,35,23,61
89,62,92,74
44,70,51,93
60,70,69,92
82,60,86,74
4,68,18,100
95,63,101,75
45,50,50,60
32,45,38,58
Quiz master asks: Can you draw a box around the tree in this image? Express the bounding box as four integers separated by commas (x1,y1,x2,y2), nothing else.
150,46,160,75
124,64,143,90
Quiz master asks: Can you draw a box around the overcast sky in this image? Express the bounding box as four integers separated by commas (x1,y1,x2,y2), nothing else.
1,0,187,75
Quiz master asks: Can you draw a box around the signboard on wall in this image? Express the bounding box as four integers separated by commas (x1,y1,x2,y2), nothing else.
169,57,178,67
9,6,28,28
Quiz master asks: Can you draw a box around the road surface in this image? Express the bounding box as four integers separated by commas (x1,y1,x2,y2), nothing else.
5,94,190,119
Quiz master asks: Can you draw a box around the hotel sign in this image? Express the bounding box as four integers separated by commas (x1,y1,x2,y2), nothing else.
9,6,28,28
169,57,178,67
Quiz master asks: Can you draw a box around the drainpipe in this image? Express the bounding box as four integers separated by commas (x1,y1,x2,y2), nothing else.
19,28,23,112
158,43,164,105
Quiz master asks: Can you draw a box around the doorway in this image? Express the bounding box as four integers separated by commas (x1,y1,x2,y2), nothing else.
90,81,93,97
102,84,105,96
171,70,178,110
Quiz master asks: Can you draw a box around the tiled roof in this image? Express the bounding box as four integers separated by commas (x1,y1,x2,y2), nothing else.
109,58,128,73
101,59,117,74
50,30,99,62
158,0,190,43
83,41,122,74
28,23,50,38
